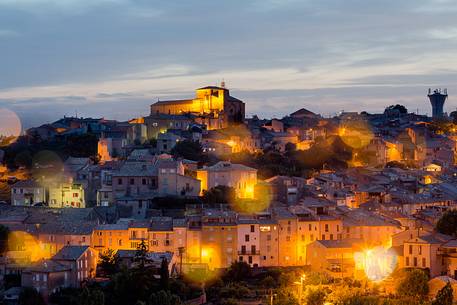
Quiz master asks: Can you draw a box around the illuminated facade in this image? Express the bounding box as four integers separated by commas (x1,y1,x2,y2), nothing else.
150,86,245,130
196,161,257,199
48,183,85,208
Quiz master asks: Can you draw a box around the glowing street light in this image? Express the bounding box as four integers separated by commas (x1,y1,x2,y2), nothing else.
293,274,306,305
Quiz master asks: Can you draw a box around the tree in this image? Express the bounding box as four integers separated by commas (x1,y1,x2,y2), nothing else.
385,161,407,170
285,142,296,154
19,287,46,305
0,224,9,255
80,287,105,305
220,299,240,305
432,282,453,305
305,288,326,305
134,240,148,268
274,288,299,305
201,185,236,205
148,290,182,305
223,261,252,282
261,276,276,289
396,269,429,299
437,210,457,236
160,257,170,290
450,111,457,124
171,140,204,162
385,104,408,115
98,249,119,277
48,288,81,305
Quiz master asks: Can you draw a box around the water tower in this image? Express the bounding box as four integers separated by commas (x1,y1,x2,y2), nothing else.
428,88,447,118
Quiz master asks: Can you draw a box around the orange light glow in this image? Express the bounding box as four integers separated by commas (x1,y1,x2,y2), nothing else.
7,231,51,265
354,246,397,282
32,150,64,184
338,120,373,149
0,108,22,143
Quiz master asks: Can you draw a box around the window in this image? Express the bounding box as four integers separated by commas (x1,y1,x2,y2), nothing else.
409,245,413,255
245,235,250,242
251,245,256,254
267,234,271,241
73,193,79,198
118,178,122,185
241,245,246,254
325,224,329,232
422,258,426,267
330,234,334,240
419,245,422,255
413,257,418,267
142,178,147,185
406,257,410,266
130,178,135,185
308,224,312,230
250,225,255,232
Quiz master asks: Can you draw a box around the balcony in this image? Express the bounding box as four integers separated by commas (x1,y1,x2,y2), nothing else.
130,236,147,241
238,250,260,255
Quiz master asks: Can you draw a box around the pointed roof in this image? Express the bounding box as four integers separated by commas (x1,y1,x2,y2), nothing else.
290,108,316,117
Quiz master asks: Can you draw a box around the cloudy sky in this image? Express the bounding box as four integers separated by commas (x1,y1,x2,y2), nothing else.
1,0,457,128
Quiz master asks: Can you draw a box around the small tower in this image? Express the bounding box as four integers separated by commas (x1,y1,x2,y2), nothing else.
428,88,448,118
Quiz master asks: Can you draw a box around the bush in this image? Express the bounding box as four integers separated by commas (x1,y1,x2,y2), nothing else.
305,288,326,305
396,269,429,299
436,210,457,236
432,282,453,305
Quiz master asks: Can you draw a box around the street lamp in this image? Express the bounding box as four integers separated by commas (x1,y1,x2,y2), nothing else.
293,274,306,305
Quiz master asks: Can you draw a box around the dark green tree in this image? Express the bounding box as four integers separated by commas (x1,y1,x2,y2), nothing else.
148,290,182,305
134,240,148,268
385,104,408,115
396,269,429,300
171,140,204,162
305,289,326,305
260,275,276,289
19,287,46,305
80,287,105,305
0,224,9,255
437,210,457,236
160,257,170,290
98,249,119,277
273,288,299,305
450,111,457,124
48,288,81,305
432,282,453,305
201,185,236,205
223,261,251,282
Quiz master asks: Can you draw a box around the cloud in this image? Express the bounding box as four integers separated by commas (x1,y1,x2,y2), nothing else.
428,27,457,40
0,0,456,126
0,29,18,37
